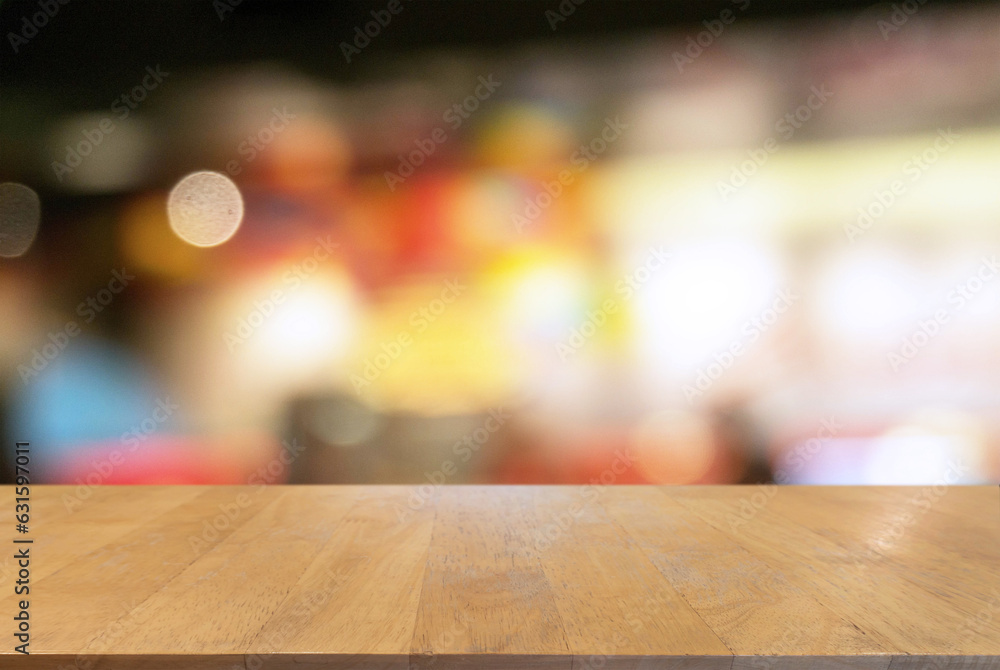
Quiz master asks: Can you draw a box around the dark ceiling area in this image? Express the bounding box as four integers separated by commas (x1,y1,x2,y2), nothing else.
0,0,960,104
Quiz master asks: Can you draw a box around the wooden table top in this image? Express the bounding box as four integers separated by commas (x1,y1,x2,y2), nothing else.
1,485,998,669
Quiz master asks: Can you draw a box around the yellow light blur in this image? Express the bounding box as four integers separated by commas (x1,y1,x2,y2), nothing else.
120,193,203,280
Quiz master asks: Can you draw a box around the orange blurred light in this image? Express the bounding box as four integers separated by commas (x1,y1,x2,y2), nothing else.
120,193,203,280
631,410,718,484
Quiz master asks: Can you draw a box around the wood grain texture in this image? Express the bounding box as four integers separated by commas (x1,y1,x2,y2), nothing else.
0,485,997,669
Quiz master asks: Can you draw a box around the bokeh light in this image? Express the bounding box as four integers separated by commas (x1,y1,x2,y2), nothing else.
167,171,244,247
3,3,999,486
0,182,40,258
631,410,717,484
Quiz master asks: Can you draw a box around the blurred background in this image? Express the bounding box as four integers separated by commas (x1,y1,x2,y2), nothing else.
2,0,999,487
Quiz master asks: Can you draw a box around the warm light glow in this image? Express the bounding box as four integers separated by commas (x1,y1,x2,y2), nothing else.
491,250,592,342
253,280,354,368
167,171,244,247
631,410,717,484
49,115,153,192
864,434,968,485
864,410,987,484
635,239,780,370
512,266,587,333
475,103,576,169
814,251,922,345
121,193,202,280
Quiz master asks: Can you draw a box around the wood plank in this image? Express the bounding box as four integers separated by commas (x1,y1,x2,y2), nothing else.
0,485,997,668
0,485,207,589
252,486,435,662
530,486,732,664
668,487,999,655
760,487,1000,613
603,486,890,657
410,486,571,666
27,486,282,652
84,486,360,654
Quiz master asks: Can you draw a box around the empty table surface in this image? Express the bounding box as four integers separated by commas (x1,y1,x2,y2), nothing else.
1,485,998,669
